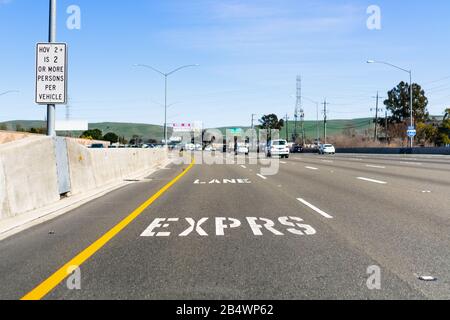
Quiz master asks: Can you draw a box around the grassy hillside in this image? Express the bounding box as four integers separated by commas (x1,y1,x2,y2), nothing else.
1,118,374,141
215,118,374,141
0,121,169,141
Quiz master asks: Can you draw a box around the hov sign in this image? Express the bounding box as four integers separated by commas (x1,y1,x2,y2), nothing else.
35,43,67,104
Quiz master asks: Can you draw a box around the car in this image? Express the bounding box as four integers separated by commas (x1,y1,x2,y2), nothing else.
290,144,304,153
267,139,290,158
89,144,104,149
319,144,336,155
237,144,249,155
204,145,217,152
195,144,203,151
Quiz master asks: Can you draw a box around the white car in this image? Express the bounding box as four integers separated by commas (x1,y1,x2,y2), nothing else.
267,140,290,159
204,145,217,152
319,144,336,155
186,144,196,151
237,145,250,155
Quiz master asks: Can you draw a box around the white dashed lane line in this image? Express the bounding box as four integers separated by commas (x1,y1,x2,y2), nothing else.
257,174,268,180
241,165,247,169
357,177,387,185
399,161,423,166
366,165,386,169
297,198,334,219
305,166,319,171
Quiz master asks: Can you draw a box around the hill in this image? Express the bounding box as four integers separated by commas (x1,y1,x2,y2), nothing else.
0,121,169,142
215,118,374,141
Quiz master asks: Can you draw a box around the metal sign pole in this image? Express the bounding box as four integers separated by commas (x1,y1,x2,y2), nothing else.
47,0,57,137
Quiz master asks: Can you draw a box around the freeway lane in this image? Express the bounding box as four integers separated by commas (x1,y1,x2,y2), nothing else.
242,153,450,299
42,155,421,299
0,152,448,299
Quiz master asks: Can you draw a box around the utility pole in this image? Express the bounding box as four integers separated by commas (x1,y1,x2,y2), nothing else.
371,92,384,142
47,0,57,137
285,114,289,142
316,102,320,144
385,109,389,144
323,99,329,144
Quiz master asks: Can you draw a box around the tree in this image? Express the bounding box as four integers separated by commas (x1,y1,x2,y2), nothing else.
29,127,46,135
103,132,119,144
15,124,25,132
384,81,429,125
0,123,7,131
416,123,438,146
130,135,143,146
146,138,158,144
80,129,103,140
258,114,284,141
436,108,450,146
119,136,128,145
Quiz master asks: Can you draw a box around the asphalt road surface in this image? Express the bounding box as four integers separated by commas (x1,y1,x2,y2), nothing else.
1,152,449,300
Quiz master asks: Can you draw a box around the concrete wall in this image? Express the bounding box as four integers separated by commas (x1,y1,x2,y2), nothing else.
67,139,167,195
0,131,109,147
336,147,450,155
0,136,168,220
0,136,60,220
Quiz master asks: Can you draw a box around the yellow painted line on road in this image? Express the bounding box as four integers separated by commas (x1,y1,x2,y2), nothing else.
21,160,195,301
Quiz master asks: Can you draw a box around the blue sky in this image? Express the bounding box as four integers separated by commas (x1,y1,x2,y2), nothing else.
0,0,449,128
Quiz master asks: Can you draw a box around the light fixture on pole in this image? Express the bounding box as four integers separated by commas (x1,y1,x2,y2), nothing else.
134,64,199,147
0,90,20,97
367,60,414,148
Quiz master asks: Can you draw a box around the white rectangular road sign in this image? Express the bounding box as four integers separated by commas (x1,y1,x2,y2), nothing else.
35,43,67,104
55,120,88,131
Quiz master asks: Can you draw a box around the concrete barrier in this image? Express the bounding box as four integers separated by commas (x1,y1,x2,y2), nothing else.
336,147,450,155
0,136,168,220
0,136,60,220
67,139,168,195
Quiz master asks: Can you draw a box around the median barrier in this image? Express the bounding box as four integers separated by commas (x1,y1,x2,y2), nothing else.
0,136,168,221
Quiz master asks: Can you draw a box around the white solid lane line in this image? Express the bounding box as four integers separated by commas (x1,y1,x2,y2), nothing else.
366,165,386,169
257,174,268,180
305,166,319,171
297,198,334,219
357,177,387,185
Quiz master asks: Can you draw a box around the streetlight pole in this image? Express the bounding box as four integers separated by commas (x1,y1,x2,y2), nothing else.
47,0,57,137
134,64,199,147
367,60,414,148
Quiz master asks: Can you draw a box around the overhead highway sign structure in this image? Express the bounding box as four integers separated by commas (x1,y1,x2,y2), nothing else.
35,43,67,105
